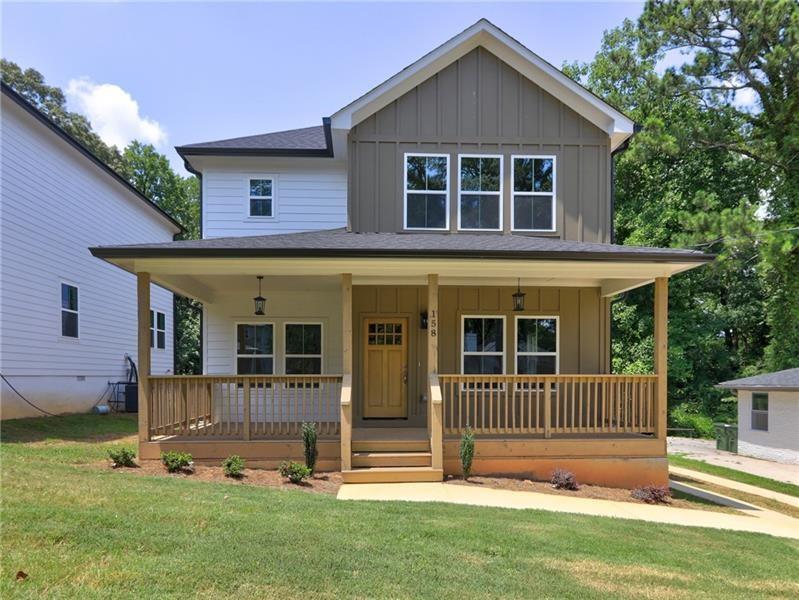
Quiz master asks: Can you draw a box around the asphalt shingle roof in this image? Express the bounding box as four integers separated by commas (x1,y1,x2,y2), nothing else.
177,125,329,154
91,228,713,262
718,368,799,391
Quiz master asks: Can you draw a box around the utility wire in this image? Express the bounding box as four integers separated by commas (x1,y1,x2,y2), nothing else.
0,372,57,417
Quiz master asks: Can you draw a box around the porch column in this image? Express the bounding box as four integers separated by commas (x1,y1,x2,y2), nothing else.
427,274,443,470
137,272,151,443
340,273,353,471
654,277,668,442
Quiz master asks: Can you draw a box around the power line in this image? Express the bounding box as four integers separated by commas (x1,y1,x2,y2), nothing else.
0,372,57,417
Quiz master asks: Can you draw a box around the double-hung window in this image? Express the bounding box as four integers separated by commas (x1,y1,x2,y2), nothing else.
512,156,556,231
284,323,323,375
462,316,505,375
249,178,274,217
404,153,449,229
150,310,166,350
236,323,274,375
458,155,502,230
60,283,79,338
516,317,558,375
751,393,768,431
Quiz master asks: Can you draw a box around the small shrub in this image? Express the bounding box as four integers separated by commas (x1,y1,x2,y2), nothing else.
161,451,193,473
631,485,671,504
669,403,715,438
278,461,311,484
459,427,475,480
551,468,580,490
222,455,245,478
302,422,318,474
108,446,136,468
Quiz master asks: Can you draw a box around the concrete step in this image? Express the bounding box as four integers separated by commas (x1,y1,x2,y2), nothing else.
352,440,430,453
352,451,432,468
342,467,444,484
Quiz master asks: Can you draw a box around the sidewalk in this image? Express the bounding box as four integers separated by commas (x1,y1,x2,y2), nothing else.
668,437,799,485
670,465,799,509
337,481,799,540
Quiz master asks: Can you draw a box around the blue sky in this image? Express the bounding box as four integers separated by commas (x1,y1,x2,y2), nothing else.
2,2,644,174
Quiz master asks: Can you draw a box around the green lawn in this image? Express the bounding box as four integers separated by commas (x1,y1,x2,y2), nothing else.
669,453,799,498
2,415,798,599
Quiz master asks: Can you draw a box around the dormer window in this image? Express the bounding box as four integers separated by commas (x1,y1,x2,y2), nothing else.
249,178,274,217
458,155,502,231
404,154,449,230
512,156,556,232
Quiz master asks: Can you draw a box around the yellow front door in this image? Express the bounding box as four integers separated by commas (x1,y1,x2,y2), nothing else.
363,317,408,418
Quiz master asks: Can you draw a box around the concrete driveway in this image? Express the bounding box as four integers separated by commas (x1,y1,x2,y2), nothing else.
668,437,799,485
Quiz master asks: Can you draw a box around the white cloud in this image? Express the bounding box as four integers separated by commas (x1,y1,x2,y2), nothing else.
66,78,166,149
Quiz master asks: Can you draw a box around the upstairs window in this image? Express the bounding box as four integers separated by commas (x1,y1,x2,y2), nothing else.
249,178,274,217
150,310,166,350
285,323,323,375
751,392,768,431
512,156,556,232
516,317,558,375
404,154,449,230
61,283,79,338
236,323,273,375
458,155,502,231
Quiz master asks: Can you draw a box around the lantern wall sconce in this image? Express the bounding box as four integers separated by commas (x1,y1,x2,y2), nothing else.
253,276,266,316
512,278,526,312
420,311,429,329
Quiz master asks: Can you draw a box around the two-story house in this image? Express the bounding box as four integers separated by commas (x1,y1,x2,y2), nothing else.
91,20,712,487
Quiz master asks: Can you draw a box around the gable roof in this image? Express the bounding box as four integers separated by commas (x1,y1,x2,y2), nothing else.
1,82,183,234
717,368,799,392
330,19,636,150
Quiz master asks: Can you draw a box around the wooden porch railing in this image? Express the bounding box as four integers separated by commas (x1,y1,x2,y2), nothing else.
147,375,343,440
439,374,658,437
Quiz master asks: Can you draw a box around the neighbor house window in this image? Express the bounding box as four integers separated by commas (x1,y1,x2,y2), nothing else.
516,317,558,375
60,283,79,338
458,155,502,230
249,178,274,217
461,316,505,375
404,153,449,230
751,392,768,431
236,323,273,375
284,323,323,375
150,310,166,350
512,156,556,231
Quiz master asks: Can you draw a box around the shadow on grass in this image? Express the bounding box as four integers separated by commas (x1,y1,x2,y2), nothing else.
1,413,137,444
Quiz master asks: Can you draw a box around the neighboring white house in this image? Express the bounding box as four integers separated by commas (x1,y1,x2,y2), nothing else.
0,82,182,419
718,368,799,465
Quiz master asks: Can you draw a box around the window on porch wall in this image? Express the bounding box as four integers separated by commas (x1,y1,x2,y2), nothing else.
462,316,504,390
237,323,273,375
515,317,558,375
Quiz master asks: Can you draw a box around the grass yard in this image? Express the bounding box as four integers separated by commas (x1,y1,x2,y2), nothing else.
2,415,798,599
669,453,799,497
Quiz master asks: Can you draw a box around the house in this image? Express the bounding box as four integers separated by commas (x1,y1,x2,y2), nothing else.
0,83,182,419
717,368,799,465
89,20,712,487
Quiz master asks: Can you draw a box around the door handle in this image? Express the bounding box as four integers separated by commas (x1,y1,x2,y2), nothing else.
402,367,408,384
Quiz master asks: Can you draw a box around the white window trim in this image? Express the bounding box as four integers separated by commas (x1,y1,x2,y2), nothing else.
403,152,450,231
150,309,166,351
283,322,324,375
513,315,560,376
60,281,79,340
457,154,503,232
234,321,275,375
460,314,506,375
246,175,277,220
751,392,769,432
510,154,557,233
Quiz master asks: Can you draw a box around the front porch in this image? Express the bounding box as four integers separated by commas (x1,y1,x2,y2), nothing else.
97,240,696,487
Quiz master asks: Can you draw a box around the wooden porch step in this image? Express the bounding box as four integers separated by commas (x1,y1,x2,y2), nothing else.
342,467,443,484
352,440,430,453
351,451,432,468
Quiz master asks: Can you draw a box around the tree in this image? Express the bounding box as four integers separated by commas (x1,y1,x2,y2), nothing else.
2,60,202,374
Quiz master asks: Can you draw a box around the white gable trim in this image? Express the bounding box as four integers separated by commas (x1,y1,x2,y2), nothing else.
330,19,635,151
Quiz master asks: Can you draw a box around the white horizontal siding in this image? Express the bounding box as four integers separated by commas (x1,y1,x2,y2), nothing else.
737,390,799,464
0,100,176,393
202,165,347,238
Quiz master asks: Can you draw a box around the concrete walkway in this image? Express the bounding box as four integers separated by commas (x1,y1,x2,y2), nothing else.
668,437,799,485
670,465,799,509
338,482,799,540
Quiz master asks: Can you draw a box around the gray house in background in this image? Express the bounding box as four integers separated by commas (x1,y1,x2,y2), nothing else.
718,368,799,465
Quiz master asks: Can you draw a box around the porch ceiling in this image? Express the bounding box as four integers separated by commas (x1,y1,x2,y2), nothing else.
99,256,699,304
